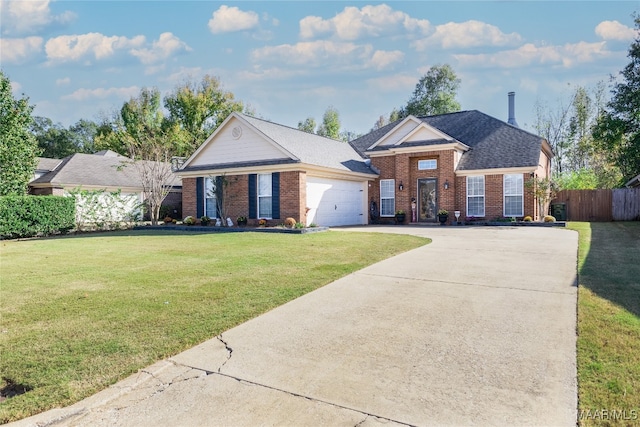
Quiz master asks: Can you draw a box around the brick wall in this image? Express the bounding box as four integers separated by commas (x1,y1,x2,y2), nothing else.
182,177,197,219
370,150,456,224
458,173,532,220
370,153,532,223
182,172,306,226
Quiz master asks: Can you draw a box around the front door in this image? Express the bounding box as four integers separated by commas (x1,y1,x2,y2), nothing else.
418,178,437,222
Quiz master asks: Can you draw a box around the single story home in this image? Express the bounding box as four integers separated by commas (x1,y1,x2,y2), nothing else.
178,96,552,226
30,150,182,222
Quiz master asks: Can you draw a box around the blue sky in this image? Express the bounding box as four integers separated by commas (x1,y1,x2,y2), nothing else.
1,1,637,136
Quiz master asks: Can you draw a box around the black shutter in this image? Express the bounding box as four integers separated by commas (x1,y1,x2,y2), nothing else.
272,172,280,219
196,177,204,218
215,176,224,218
248,174,257,219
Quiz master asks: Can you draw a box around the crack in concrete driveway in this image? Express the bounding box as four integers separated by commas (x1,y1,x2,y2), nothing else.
10,226,578,427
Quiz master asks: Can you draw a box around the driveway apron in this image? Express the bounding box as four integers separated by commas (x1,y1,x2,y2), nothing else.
11,226,578,427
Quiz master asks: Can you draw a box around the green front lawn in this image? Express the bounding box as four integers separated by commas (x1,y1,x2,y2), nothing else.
569,222,640,426
0,230,429,423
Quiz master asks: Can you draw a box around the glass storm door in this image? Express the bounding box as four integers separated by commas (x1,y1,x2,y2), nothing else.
418,178,437,222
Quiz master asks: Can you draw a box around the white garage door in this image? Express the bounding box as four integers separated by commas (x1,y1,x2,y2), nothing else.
306,177,366,227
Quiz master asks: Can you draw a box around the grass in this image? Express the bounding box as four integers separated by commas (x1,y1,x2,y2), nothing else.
0,229,429,423
569,222,640,426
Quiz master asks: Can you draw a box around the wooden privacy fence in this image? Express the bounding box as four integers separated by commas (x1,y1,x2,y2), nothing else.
552,189,640,221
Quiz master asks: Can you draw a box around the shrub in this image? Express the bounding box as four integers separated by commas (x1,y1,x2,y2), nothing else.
183,216,195,225
164,216,173,223
544,215,556,223
0,195,75,239
200,216,210,225
294,222,305,229
523,216,532,222
258,218,267,226
284,217,296,228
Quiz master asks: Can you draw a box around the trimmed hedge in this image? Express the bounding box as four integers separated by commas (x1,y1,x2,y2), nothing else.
0,195,75,239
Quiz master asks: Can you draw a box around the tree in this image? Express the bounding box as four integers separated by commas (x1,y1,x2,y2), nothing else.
297,117,316,134
114,88,179,225
164,75,244,156
404,64,461,117
69,119,98,153
316,106,341,139
534,83,621,187
594,15,640,183
525,177,557,220
0,71,39,196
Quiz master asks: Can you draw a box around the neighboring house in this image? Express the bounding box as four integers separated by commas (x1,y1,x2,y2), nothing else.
178,97,552,227
29,150,182,221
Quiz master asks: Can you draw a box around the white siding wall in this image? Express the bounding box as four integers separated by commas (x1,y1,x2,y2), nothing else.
405,126,447,142
378,121,419,146
190,117,290,167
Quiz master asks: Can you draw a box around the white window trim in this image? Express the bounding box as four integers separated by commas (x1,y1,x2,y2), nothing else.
204,177,218,219
503,174,524,217
418,159,437,170
380,179,395,217
258,173,273,219
466,175,485,217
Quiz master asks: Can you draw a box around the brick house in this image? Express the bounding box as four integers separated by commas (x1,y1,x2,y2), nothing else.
178,107,552,226
178,113,377,226
29,150,182,221
350,110,553,224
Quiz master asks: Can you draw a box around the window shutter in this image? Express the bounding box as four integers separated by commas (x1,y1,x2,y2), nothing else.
248,174,257,219
272,172,280,219
196,177,204,218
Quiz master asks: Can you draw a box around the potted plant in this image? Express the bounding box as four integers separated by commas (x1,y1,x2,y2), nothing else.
395,210,406,224
200,215,210,226
237,216,247,226
437,209,449,225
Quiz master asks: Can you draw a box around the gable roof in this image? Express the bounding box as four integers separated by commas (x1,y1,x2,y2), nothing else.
350,110,547,171
30,152,179,189
181,112,377,176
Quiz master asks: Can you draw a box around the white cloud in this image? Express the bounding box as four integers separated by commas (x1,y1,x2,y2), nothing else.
61,86,140,101
454,41,611,69
55,77,70,86
208,5,259,34
413,20,522,50
595,20,637,41
251,40,402,71
0,36,43,63
0,0,75,35
45,32,145,63
369,50,405,70
300,4,430,40
130,32,191,65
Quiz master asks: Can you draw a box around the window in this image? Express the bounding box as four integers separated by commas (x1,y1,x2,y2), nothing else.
466,176,485,217
258,173,272,218
504,174,523,217
204,177,218,218
380,179,395,216
418,159,437,170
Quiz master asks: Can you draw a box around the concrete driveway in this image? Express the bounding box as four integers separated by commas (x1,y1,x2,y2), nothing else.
12,226,578,427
